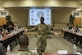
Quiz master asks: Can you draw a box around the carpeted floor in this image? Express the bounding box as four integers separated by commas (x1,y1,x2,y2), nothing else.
12,32,82,53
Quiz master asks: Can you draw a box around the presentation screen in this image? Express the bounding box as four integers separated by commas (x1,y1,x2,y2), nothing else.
29,8,51,26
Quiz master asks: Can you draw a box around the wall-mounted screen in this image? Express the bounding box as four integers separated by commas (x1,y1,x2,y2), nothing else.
28,8,51,26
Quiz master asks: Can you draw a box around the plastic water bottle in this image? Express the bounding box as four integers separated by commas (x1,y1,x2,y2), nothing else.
73,44,77,54
34,48,37,53
7,45,12,55
7,45,11,53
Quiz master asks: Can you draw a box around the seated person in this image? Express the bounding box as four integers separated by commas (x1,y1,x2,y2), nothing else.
3,19,14,32
11,34,32,55
0,43,6,55
72,25,79,32
66,23,73,29
14,22,20,30
0,26,3,32
3,20,14,30
6,24,14,32
0,26,8,36
2,29,9,36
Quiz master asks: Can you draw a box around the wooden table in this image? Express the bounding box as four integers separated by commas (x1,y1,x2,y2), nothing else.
0,28,24,50
44,52,78,55
63,29,82,47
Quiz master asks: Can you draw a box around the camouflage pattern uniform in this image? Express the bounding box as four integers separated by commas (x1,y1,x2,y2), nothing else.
11,49,32,55
0,43,5,55
29,23,50,53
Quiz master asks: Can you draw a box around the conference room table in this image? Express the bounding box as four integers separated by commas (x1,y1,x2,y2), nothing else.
0,28,25,50
44,52,78,55
63,29,82,47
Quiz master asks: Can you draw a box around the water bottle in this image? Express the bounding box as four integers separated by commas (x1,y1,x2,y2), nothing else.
73,44,77,54
7,45,11,53
7,45,12,55
34,48,37,53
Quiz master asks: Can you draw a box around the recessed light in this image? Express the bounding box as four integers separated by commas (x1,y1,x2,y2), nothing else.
0,7,5,10
80,1,82,4
0,1,2,3
75,8,82,11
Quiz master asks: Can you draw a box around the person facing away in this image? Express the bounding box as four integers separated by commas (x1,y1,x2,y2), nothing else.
11,34,32,55
28,17,53,55
0,43,6,55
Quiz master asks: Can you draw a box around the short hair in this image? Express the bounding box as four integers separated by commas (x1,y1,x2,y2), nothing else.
40,17,44,21
0,43,5,55
19,34,29,46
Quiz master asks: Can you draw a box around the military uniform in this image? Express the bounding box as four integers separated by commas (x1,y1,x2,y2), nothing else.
29,23,50,53
0,43,5,55
11,49,32,55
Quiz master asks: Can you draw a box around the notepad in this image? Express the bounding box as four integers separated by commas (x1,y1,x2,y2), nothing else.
58,50,68,54
31,50,37,53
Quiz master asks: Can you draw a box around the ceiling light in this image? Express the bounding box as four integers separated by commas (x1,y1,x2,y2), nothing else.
80,1,82,4
0,6,5,10
0,8,5,10
75,8,82,11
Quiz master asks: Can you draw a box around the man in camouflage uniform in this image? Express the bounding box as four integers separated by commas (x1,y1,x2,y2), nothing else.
28,17,51,55
11,34,32,55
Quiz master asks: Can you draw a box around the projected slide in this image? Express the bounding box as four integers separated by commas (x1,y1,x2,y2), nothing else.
29,8,51,26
